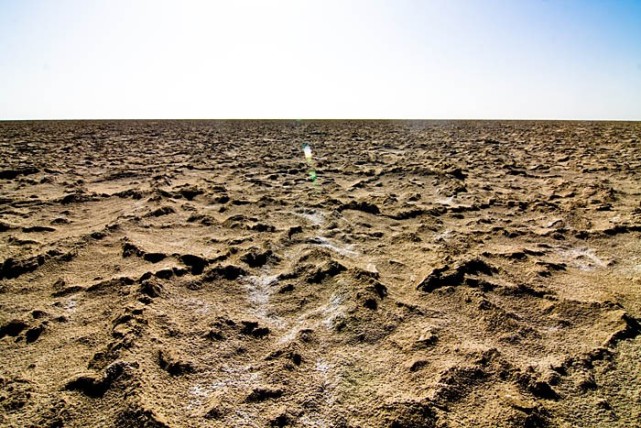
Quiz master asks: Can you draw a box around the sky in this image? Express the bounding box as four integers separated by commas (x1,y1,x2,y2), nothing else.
0,0,640,120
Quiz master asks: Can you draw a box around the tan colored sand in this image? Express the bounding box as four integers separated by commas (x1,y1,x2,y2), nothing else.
1,120,640,427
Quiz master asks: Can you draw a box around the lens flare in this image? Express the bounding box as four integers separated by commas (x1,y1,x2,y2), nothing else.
302,143,317,183
303,144,312,160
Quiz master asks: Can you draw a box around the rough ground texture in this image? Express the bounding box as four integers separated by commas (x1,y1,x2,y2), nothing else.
1,120,640,428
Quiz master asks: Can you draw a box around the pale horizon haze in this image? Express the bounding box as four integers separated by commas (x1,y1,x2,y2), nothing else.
1,0,640,120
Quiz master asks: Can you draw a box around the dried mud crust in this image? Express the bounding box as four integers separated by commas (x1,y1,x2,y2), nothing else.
1,120,641,427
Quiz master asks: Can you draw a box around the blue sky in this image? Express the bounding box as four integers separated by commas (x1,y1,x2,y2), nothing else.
1,0,640,119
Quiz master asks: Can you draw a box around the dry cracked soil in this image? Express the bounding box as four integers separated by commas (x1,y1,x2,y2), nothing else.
1,120,640,427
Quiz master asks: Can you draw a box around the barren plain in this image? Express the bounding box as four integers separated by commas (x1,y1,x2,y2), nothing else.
1,120,640,427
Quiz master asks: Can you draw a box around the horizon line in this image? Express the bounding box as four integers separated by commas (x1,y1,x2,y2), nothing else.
1,117,640,122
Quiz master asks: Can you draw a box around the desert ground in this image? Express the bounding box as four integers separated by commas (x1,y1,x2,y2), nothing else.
1,120,640,427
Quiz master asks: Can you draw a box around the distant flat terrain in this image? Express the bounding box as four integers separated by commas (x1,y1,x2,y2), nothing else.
1,120,640,427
